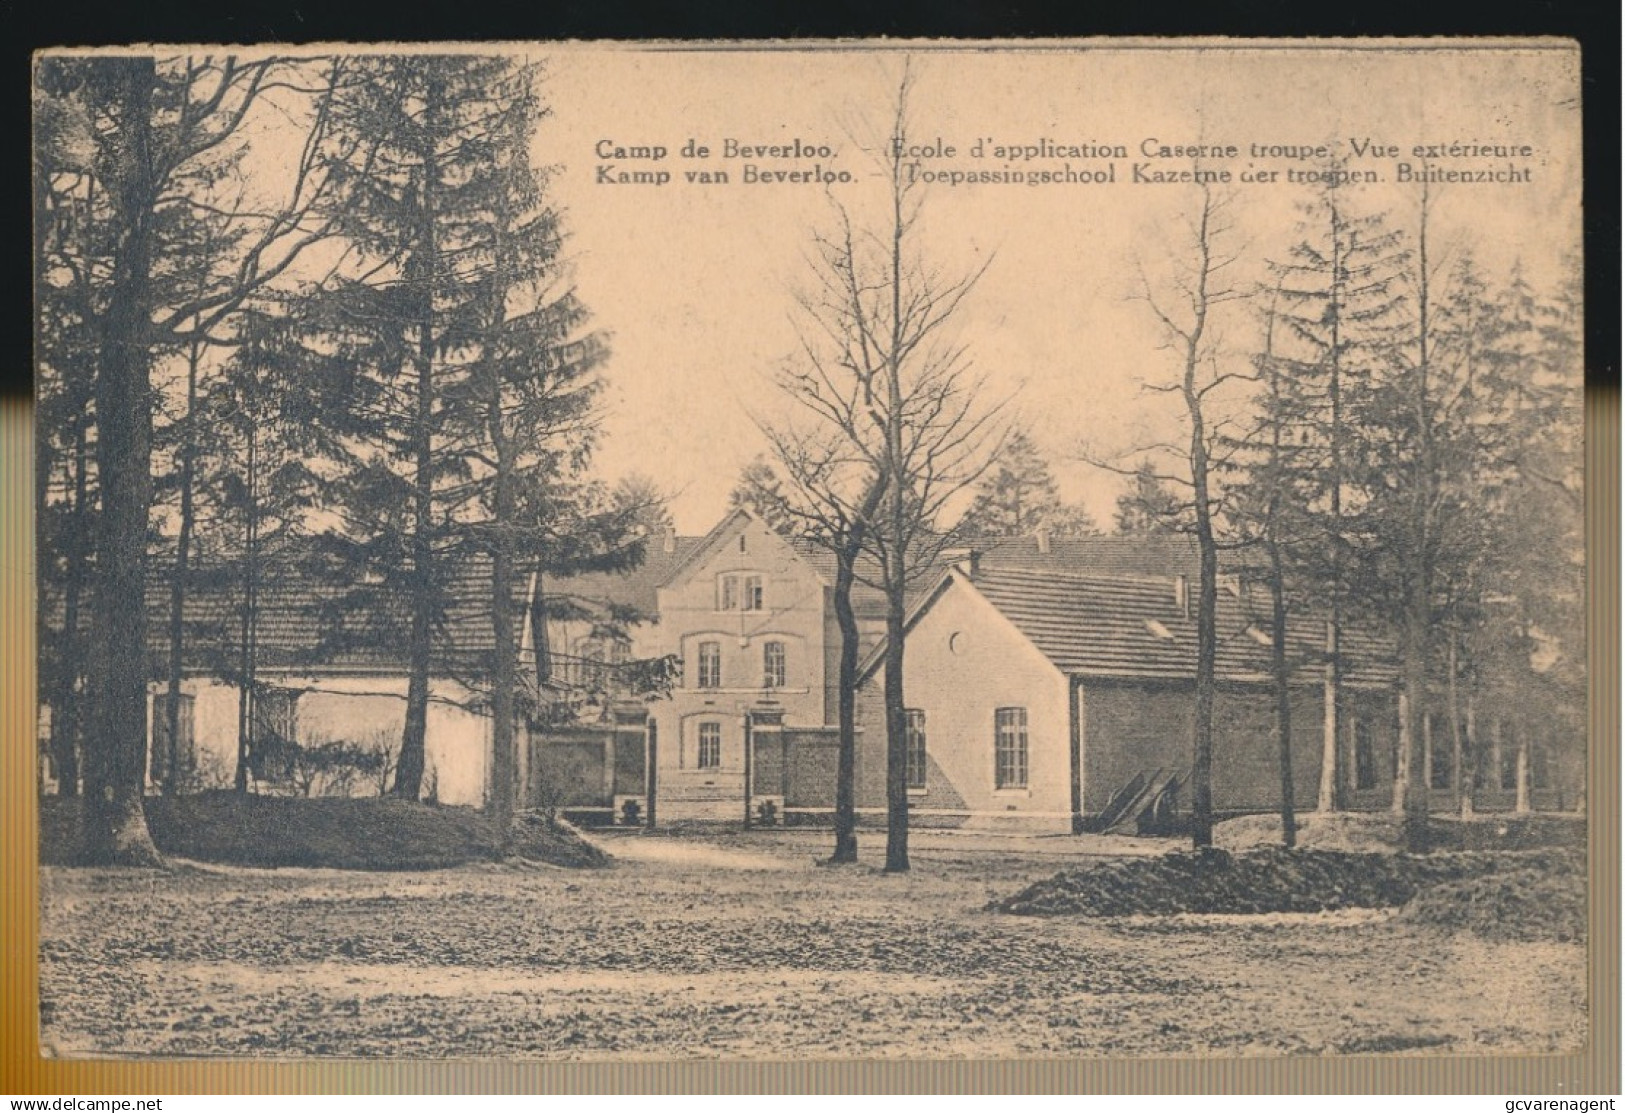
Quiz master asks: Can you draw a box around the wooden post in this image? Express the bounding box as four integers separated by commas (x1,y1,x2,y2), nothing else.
1422,710,1433,794
1490,715,1504,806
1392,689,1409,814
1068,678,1085,835
1515,719,1531,814
645,718,658,829
742,712,754,830
1462,698,1477,818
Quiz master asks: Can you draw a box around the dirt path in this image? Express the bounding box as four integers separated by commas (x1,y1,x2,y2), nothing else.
38,836,1587,1060
590,834,807,872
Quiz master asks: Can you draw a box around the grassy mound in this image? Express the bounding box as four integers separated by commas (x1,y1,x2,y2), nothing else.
991,846,1583,921
1400,868,1586,942
40,792,608,871
1215,811,1586,854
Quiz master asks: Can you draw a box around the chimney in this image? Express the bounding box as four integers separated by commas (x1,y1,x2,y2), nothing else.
945,547,981,578
661,526,676,554
1035,527,1051,555
1173,574,1189,618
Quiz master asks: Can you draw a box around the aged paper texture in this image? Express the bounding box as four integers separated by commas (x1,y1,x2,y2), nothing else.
32,39,1595,1076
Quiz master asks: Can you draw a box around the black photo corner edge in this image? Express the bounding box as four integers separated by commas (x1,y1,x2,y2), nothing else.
8,2,1618,402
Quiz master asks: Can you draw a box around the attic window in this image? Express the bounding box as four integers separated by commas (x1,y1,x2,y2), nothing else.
1143,619,1175,641
1246,625,1274,647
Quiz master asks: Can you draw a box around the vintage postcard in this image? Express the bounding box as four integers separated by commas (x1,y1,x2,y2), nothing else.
32,39,1591,1070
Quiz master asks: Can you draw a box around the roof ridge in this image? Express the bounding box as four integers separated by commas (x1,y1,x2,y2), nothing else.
977,566,1180,588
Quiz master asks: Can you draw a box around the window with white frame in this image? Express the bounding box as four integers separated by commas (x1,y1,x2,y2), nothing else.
905,709,927,789
994,707,1028,789
697,641,721,688
716,574,738,611
697,721,722,769
743,574,765,611
763,640,786,688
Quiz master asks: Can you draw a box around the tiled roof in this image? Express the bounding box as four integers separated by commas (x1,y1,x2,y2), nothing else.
144,558,534,678
971,533,1254,579
970,566,1397,687
543,537,705,617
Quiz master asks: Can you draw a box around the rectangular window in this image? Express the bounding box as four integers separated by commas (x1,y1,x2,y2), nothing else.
763,641,786,688
697,722,722,770
995,707,1028,789
697,641,722,689
149,692,196,783
906,709,927,790
744,575,764,611
1500,720,1519,790
1354,717,1376,790
717,575,738,611
1428,713,1453,789
1531,734,1551,789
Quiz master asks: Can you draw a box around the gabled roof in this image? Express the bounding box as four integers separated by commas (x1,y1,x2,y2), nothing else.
974,567,1395,686
654,507,824,594
144,557,534,679
862,565,1396,688
542,536,705,618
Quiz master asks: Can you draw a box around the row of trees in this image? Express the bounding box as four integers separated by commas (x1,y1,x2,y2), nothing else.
1108,178,1581,852
36,53,647,863
737,74,1579,866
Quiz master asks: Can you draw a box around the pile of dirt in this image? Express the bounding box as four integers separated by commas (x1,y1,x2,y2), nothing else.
40,793,608,871
1214,812,1408,854
991,846,1583,921
1400,868,1586,942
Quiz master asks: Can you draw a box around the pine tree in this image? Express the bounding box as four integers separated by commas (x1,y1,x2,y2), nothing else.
1113,460,1187,534
959,430,1097,538
1261,171,1411,813
728,456,799,535
303,55,636,814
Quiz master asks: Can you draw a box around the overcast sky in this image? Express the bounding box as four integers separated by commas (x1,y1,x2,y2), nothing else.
527,44,1580,534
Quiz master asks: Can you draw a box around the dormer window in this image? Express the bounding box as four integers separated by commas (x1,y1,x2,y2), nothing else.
1144,618,1175,641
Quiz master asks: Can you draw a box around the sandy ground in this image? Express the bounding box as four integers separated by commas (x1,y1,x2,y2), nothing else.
38,828,1587,1060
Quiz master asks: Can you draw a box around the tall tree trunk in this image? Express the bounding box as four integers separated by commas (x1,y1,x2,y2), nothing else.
162,338,203,794
830,551,863,864
83,56,162,866
234,418,259,793
882,590,909,873
881,117,910,876
486,327,517,842
1269,535,1295,848
1179,190,1218,852
489,541,516,839
395,78,443,802
1448,636,1467,818
831,478,883,865
51,420,91,796
1401,185,1436,855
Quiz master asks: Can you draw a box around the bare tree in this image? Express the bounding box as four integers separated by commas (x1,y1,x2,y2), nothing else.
1114,184,1251,850
765,65,1004,872
743,431,887,864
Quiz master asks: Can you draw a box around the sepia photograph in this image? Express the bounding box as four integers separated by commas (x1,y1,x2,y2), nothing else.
31,40,1589,1064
